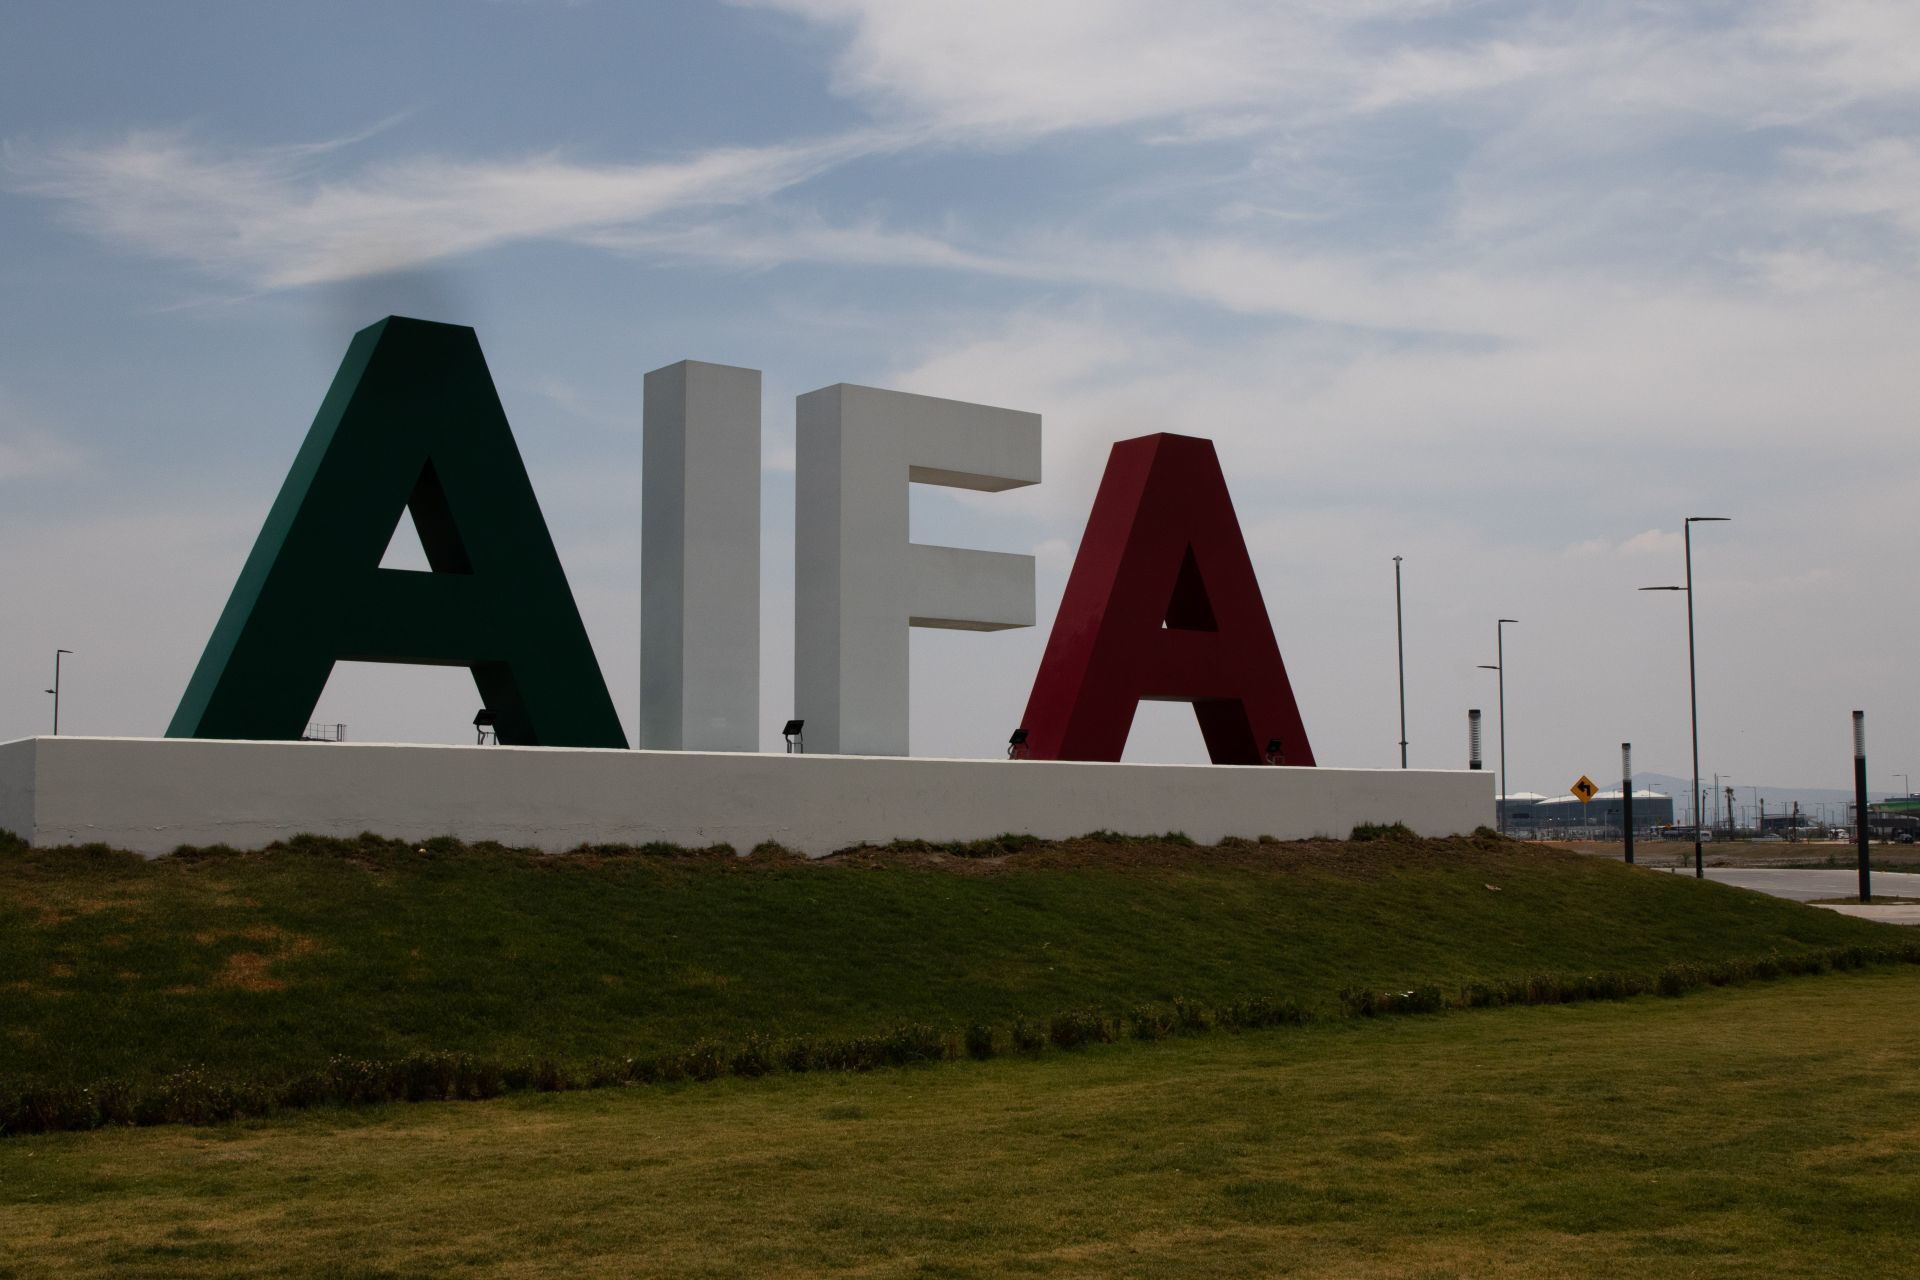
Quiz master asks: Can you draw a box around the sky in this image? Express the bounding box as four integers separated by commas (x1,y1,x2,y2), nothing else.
2,1,1918,805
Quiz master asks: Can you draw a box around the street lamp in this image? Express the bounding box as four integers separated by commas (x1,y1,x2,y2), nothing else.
1640,515,1730,880
45,649,73,736
1477,618,1518,836
1894,773,1910,800
1393,556,1407,769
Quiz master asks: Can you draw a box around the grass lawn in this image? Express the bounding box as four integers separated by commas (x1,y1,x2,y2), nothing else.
3,968,1917,1278
0,831,1897,1100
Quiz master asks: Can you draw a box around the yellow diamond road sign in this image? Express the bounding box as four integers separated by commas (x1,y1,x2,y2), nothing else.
1571,775,1598,804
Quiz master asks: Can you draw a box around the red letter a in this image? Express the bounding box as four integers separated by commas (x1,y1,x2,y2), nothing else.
1019,433,1314,765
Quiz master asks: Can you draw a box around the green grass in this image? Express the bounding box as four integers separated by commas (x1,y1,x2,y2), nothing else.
0,829,1897,1104
4,969,1918,1278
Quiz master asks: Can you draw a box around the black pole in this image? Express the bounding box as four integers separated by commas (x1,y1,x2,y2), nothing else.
1684,522,1703,879
1855,710,1870,903
48,648,71,736
1496,621,1514,837
1468,709,1482,771
1394,556,1407,769
1622,742,1634,865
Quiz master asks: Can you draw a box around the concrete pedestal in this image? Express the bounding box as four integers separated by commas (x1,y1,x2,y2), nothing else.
0,737,1492,858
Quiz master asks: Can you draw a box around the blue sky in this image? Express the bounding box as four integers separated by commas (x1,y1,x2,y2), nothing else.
3,1,1918,805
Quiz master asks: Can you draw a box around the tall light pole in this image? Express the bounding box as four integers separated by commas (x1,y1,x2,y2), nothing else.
46,648,72,735
1477,618,1518,836
1640,515,1730,880
1894,773,1910,800
1393,556,1407,768
1855,711,1871,902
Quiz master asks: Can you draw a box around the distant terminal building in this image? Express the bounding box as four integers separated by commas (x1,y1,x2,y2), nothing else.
1867,797,1920,841
1497,789,1675,837
1494,792,1552,829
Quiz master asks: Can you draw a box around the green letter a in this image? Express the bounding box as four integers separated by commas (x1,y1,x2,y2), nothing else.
168,316,628,748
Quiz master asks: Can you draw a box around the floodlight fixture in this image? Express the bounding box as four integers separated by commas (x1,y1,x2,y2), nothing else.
473,708,497,745
782,719,805,754
1007,727,1030,760
1263,738,1285,766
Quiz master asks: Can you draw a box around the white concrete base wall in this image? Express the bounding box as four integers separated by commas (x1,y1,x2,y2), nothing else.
0,737,1492,858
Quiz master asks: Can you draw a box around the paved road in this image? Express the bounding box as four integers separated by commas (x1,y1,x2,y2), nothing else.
1659,866,1920,925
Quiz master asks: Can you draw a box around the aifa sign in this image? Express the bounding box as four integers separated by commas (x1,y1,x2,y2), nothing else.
171,317,1314,766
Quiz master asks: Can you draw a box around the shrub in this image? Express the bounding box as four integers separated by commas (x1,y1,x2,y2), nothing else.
808,1037,866,1072
669,1042,728,1082
1337,986,1378,1018
1047,1009,1115,1051
324,1056,392,1106
469,1059,505,1099
731,1035,776,1078
881,1023,948,1065
531,1058,576,1092
1172,996,1214,1033
1219,995,1308,1030
963,1023,996,1060
1459,982,1505,1010
153,1068,270,1126
582,1059,626,1089
0,828,28,855
1129,1004,1176,1040
1656,964,1701,997
1350,822,1415,842
778,1038,820,1074
902,833,1044,858
395,1051,471,1101
3,1083,96,1134
1010,1016,1047,1055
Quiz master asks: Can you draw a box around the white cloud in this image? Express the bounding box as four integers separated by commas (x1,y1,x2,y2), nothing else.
1786,136,1920,242
746,1,1920,144
4,127,890,288
0,435,83,482
11,3,1918,321
0,390,85,481
743,0,1340,136
1618,529,1685,557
